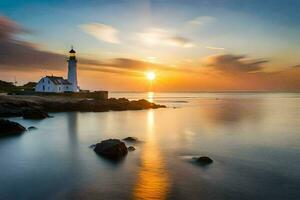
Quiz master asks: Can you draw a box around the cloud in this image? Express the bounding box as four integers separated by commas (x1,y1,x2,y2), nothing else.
0,16,66,71
80,23,120,44
0,16,28,38
167,36,195,48
195,54,300,91
188,16,216,26
79,57,197,76
204,54,268,73
205,46,225,50
137,28,194,48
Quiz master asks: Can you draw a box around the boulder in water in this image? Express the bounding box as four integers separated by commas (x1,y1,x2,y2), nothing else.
128,146,136,151
194,156,213,165
27,126,37,131
123,136,139,143
0,119,26,136
94,139,128,159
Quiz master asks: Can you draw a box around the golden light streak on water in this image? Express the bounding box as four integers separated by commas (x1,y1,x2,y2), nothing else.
147,92,154,103
132,109,170,200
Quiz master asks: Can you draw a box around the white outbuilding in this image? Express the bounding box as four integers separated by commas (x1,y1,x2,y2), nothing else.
35,76,73,93
35,47,79,93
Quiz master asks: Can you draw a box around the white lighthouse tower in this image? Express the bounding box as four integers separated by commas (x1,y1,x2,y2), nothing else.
67,47,79,92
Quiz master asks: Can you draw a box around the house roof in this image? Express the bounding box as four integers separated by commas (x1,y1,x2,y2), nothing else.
46,76,72,85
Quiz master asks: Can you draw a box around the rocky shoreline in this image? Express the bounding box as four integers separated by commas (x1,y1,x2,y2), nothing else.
0,95,166,118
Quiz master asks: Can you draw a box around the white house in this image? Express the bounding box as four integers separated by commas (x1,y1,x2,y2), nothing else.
35,48,79,93
35,76,73,93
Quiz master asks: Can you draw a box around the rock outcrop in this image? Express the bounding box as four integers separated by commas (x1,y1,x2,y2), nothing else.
23,109,49,119
0,95,166,118
0,119,26,136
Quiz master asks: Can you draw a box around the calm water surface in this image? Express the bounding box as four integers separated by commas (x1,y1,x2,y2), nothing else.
0,93,300,200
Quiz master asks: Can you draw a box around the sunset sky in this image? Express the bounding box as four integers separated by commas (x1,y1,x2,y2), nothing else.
1,0,300,91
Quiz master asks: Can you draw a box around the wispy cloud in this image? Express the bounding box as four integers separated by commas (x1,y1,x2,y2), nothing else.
205,46,225,50
167,36,195,48
0,16,28,38
80,23,120,44
204,54,268,73
137,28,194,48
79,57,198,76
188,16,216,27
292,64,300,68
0,16,66,71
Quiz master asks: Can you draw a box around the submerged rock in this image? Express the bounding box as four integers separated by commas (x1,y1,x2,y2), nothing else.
127,146,136,151
27,126,37,131
123,137,139,143
23,109,49,120
194,156,213,165
0,119,26,136
94,139,128,159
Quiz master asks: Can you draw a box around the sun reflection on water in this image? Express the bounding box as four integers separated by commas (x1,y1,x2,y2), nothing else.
147,92,154,103
133,109,170,200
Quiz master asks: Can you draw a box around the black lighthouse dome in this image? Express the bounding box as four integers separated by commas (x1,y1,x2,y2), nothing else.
69,48,76,53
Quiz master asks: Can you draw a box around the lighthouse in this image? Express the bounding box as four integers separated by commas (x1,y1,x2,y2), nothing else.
67,47,79,92
35,47,82,93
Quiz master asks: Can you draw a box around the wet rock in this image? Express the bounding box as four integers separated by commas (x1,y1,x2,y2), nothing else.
194,156,213,165
123,136,139,143
27,126,37,131
0,119,26,136
128,146,136,151
94,139,128,159
0,105,23,117
23,109,49,120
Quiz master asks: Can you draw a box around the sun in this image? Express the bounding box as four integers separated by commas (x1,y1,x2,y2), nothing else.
146,71,156,81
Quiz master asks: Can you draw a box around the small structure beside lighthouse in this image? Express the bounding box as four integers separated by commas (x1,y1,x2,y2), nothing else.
35,47,79,93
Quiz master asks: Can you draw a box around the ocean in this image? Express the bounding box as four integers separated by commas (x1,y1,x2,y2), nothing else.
0,92,299,200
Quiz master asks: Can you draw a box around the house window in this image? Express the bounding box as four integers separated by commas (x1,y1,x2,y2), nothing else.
42,79,44,83
48,86,50,90
43,85,45,91
48,80,50,84
66,86,68,89
59,87,61,91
